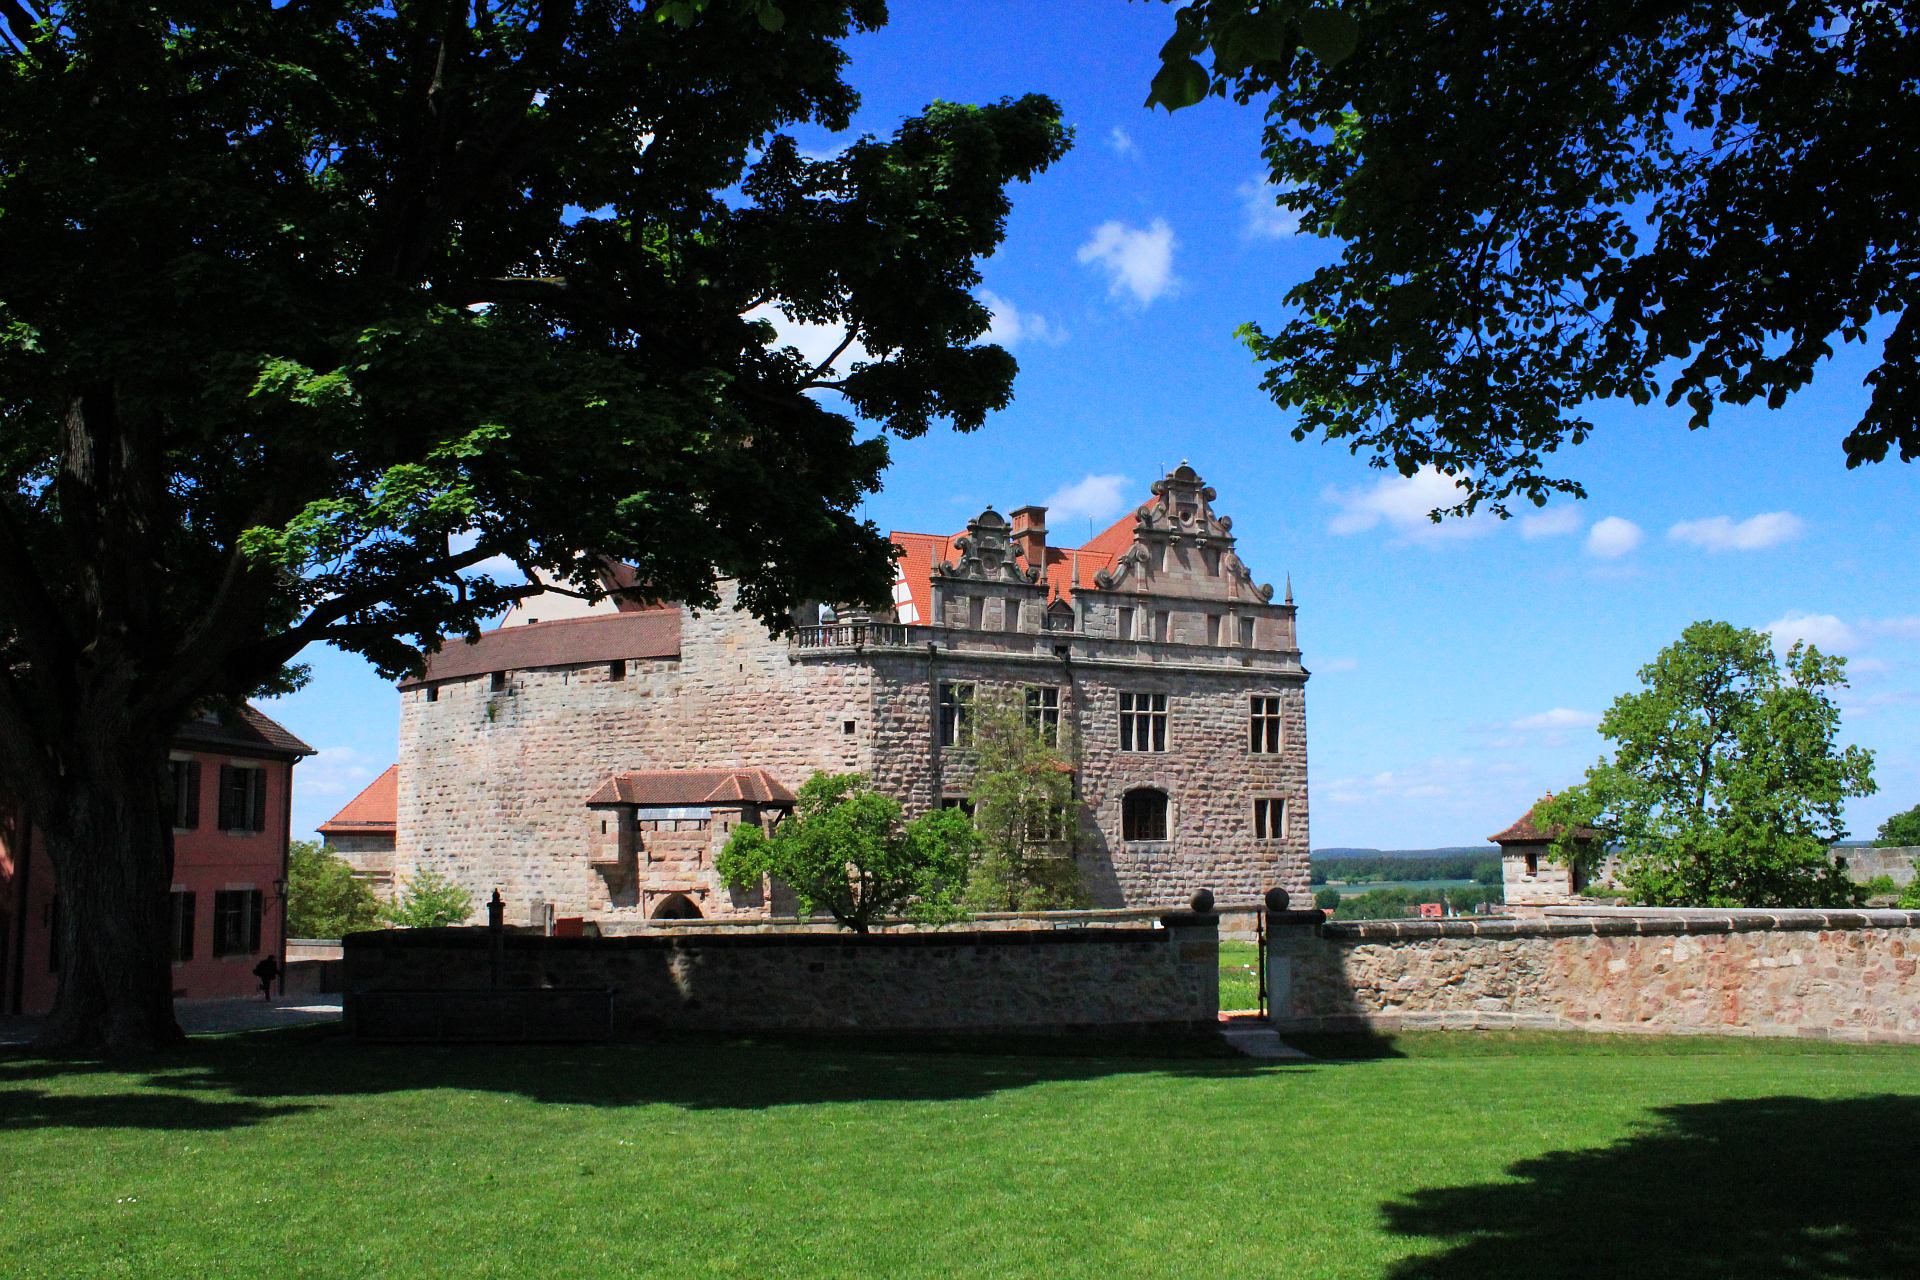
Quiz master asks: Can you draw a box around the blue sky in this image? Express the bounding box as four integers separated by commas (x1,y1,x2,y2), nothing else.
266,1,1920,850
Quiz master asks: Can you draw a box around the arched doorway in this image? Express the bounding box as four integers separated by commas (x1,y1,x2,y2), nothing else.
651,892,703,920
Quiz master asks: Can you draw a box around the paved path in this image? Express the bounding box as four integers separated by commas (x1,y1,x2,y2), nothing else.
1218,1015,1313,1060
0,997,342,1048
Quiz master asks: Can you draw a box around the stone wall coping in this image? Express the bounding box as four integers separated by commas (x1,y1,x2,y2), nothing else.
1315,908,1920,942
345,920,1209,953
1542,905,1920,923
604,902,1269,935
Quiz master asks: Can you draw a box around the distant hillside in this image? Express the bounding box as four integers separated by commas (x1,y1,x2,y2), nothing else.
1313,846,1492,861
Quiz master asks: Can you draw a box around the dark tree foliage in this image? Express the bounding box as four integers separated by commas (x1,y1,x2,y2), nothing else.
1876,804,1920,849
0,1,1065,1050
1149,1,1918,512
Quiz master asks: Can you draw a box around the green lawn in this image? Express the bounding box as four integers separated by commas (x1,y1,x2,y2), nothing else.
4,1029,1917,1278
1221,938,1260,1010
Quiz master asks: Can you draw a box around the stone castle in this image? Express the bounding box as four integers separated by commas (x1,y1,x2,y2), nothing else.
389,464,1310,925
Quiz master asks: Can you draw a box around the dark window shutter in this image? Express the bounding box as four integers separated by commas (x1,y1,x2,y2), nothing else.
217,765,236,830
250,771,267,833
247,890,262,953
185,761,201,829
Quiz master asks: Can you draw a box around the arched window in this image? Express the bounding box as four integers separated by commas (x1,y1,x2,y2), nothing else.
651,892,702,920
1122,788,1169,842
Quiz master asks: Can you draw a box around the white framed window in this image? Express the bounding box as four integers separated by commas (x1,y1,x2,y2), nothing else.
939,682,975,747
1119,692,1167,753
1250,696,1284,754
1025,685,1061,745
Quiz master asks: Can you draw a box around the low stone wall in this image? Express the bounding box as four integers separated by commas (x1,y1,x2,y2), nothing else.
597,902,1267,941
1267,907,1920,1043
343,913,1219,1038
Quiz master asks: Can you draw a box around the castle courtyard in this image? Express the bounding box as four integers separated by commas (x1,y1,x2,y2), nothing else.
2,1028,1915,1279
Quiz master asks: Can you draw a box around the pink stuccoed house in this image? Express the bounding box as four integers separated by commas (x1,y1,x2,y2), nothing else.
1,704,313,1015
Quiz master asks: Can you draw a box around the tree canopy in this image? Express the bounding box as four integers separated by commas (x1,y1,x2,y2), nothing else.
1148,0,1917,512
1541,621,1875,907
963,690,1084,912
1875,804,1920,849
380,870,475,930
0,0,1065,1050
285,841,382,939
716,772,976,931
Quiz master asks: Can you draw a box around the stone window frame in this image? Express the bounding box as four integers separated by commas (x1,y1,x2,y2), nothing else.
1120,787,1171,843
939,681,975,748
1252,796,1286,841
1024,684,1061,746
1249,694,1284,754
1118,691,1168,753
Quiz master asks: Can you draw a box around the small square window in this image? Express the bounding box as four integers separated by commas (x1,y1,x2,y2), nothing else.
425,685,439,703
609,660,627,682
1253,797,1286,840
843,719,857,736
490,671,508,692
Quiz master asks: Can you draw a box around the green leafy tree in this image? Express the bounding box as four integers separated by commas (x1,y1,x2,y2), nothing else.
963,691,1085,912
285,840,381,939
1875,804,1920,848
1146,1,1916,513
380,870,475,930
1540,622,1875,907
0,3,1066,1050
1899,879,1920,911
717,772,976,932
1312,886,1341,911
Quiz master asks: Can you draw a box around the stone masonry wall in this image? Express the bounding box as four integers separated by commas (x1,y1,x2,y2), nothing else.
397,584,870,924
343,914,1221,1037
1267,908,1920,1043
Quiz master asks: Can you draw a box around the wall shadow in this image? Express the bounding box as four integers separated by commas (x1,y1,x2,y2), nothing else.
0,1024,1298,1133
1383,1094,1920,1279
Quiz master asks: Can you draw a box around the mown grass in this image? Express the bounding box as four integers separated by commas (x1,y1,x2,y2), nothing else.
1220,938,1261,1010
3,1026,1916,1278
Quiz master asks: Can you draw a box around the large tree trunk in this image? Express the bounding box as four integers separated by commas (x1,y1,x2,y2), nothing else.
32,733,183,1054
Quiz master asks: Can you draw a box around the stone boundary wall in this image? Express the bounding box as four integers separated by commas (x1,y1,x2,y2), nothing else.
1838,846,1919,888
343,914,1220,1038
596,901,1268,940
1267,907,1920,1043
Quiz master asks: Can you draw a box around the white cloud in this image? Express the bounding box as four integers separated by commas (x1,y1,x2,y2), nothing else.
1324,467,1486,541
1316,656,1360,674
1510,708,1600,732
298,745,379,802
745,301,869,378
1106,126,1136,155
1585,516,1643,559
1765,611,1858,654
1077,218,1179,307
978,289,1065,349
1237,178,1301,239
1668,511,1806,552
1519,506,1583,540
1042,474,1135,527
1321,754,1524,808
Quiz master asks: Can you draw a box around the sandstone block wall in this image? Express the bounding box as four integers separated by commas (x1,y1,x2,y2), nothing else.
1267,908,1920,1043
1841,846,1919,888
343,915,1221,1037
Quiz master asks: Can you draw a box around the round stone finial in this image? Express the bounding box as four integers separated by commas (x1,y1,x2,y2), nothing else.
1265,886,1291,912
1190,888,1216,914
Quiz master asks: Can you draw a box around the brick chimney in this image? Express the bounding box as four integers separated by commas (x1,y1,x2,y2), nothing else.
1010,506,1048,577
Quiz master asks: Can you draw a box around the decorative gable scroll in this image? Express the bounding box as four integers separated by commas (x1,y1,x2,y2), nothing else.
932,509,1040,585
1093,464,1274,602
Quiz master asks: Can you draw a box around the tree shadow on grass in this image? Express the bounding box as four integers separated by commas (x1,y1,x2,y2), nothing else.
0,1024,1298,1132
1384,1094,1920,1279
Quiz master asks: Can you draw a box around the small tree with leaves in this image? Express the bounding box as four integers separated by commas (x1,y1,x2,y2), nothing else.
1541,621,1875,907
717,772,975,932
286,841,381,939
380,870,475,930
1875,804,1920,849
964,690,1085,911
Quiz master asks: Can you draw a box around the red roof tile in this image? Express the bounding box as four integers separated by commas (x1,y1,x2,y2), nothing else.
318,764,397,835
174,703,316,759
889,501,1144,623
585,769,798,808
1489,797,1595,845
402,610,682,687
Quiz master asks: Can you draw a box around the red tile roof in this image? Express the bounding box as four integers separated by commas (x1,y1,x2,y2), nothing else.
318,764,398,835
174,703,315,759
585,769,798,808
401,610,682,687
1489,797,1595,845
889,503,1142,622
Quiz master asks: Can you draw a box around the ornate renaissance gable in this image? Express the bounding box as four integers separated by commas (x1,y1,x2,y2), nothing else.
1093,464,1274,603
